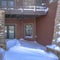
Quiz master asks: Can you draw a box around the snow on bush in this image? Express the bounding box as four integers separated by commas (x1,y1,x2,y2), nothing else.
57,37,60,43
47,44,56,49
54,46,60,51
46,44,60,51
56,31,60,35
57,23,60,26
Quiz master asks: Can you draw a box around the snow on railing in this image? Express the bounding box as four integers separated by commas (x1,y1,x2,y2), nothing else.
1,6,48,12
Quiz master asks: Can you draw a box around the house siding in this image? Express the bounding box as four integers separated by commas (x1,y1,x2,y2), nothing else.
5,18,36,41
4,1,58,45
5,1,58,45
36,1,58,45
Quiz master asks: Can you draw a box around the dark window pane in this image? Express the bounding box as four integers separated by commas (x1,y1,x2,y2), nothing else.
25,24,33,38
23,0,35,6
36,0,42,6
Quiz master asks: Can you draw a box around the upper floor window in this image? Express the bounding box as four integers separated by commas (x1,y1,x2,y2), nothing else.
1,0,14,8
36,0,42,6
23,0,35,6
36,0,46,6
8,1,14,8
1,1,7,8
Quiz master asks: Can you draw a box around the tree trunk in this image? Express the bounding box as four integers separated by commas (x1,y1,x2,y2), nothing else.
52,0,60,44
0,10,6,49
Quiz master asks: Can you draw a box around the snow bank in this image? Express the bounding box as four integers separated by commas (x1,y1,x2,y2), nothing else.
0,47,5,53
0,47,5,60
4,39,58,60
19,40,46,50
6,39,21,49
46,44,60,51
4,45,58,60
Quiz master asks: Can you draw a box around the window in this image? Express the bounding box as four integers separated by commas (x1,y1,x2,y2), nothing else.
8,1,14,8
36,0,42,6
23,0,35,6
5,25,15,39
1,0,14,8
24,24,33,38
9,26,15,38
36,0,46,6
1,1,7,8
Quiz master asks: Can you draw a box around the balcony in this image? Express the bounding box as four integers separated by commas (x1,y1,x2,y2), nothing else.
0,6,48,16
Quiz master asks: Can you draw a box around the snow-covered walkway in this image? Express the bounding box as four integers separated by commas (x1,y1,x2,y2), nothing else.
0,39,59,60
19,40,46,50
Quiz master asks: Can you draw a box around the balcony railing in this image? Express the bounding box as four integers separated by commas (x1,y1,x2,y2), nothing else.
0,6,48,15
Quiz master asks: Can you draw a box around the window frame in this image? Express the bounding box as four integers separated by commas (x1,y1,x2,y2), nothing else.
1,0,15,8
24,23,33,38
8,0,15,8
1,0,7,8
23,0,35,6
5,25,15,39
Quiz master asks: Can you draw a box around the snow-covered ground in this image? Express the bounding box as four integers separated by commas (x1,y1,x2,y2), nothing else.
2,39,59,60
46,44,60,51
47,37,60,51
19,39,46,50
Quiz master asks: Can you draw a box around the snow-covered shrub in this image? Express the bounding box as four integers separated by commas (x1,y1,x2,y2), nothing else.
47,44,60,51
56,37,60,47
56,31,60,35
57,37,60,43
46,44,57,49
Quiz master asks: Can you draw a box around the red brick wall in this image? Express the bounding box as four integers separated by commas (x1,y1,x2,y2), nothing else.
36,2,58,45
5,18,36,40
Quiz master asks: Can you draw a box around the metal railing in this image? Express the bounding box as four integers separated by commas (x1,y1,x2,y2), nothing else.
1,6,48,12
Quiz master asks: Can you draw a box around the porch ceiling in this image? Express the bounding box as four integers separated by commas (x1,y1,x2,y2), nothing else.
5,14,42,18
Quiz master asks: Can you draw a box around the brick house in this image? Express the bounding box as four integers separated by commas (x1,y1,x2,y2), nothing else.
0,0,58,48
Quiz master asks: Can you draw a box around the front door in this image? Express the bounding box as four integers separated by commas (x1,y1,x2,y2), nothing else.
5,25,15,39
